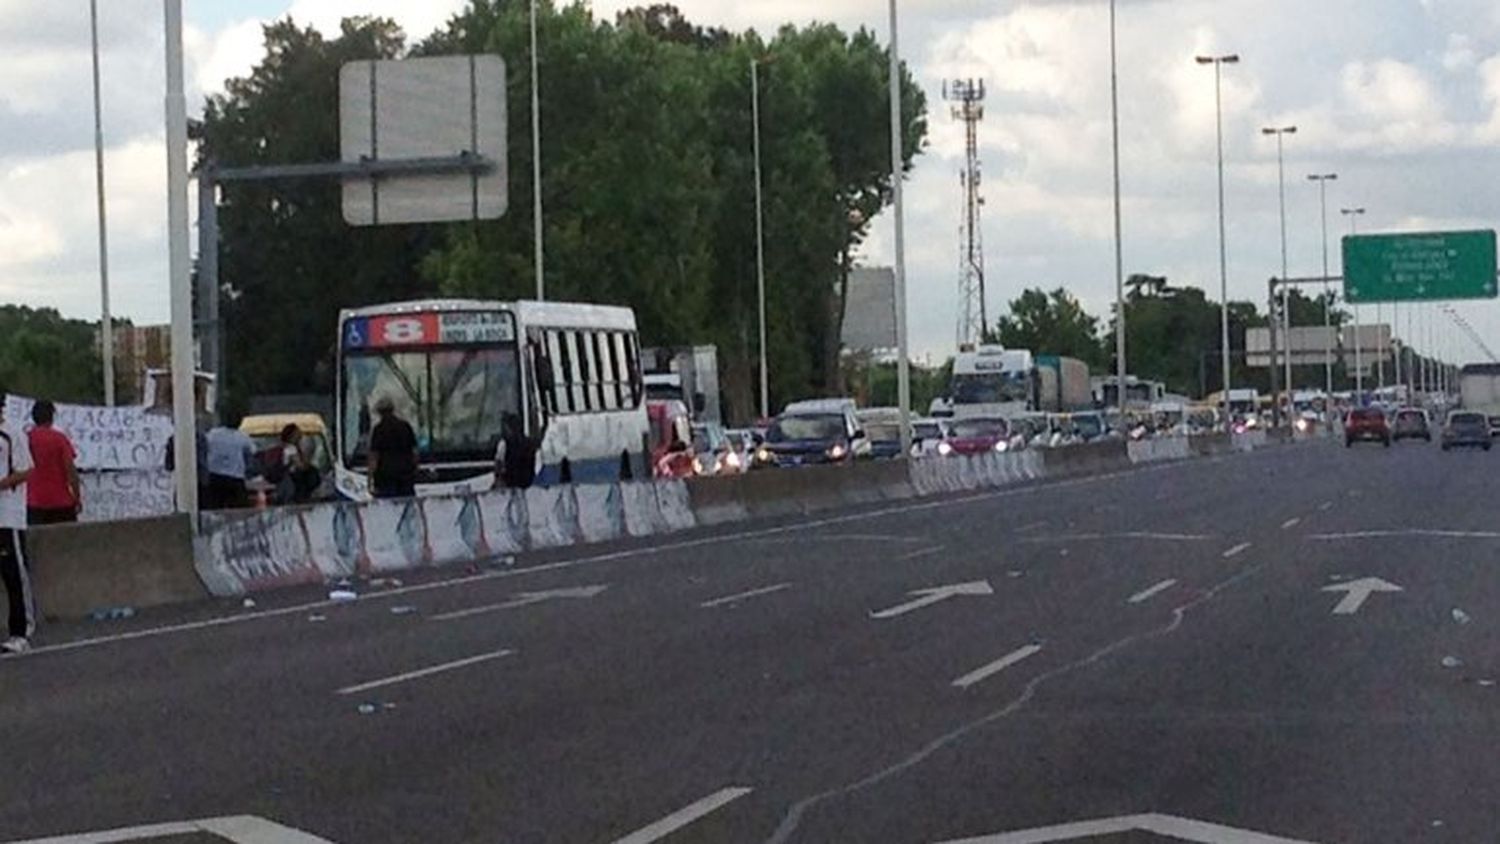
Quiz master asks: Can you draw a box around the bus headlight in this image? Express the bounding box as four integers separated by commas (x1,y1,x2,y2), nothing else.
723,451,743,470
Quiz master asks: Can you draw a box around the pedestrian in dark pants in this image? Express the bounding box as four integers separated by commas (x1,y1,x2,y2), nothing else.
203,407,256,510
368,396,419,499
0,400,35,654
26,400,81,525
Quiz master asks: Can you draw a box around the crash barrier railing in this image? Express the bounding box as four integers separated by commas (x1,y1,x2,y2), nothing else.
30,431,1303,617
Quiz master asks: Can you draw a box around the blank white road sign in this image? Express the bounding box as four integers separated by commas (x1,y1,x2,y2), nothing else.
340,54,507,226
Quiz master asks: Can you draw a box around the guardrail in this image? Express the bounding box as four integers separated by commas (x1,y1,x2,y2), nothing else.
27,431,1308,618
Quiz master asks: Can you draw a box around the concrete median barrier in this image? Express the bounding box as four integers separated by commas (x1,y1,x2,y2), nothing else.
196,508,324,596
526,486,582,549
1190,433,1232,456
687,476,749,526
31,515,204,619
1041,440,1131,478
478,488,529,554
423,495,487,567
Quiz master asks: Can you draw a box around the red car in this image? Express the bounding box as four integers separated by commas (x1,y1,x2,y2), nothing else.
1344,407,1391,448
936,417,1012,456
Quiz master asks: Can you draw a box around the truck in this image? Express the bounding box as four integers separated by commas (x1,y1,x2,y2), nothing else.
1033,355,1093,413
931,345,1092,418
1459,363,1500,434
642,345,721,425
1092,375,1166,409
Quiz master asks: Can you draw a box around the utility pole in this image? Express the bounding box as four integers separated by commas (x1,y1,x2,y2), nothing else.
944,79,987,347
1262,125,1296,413
1109,0,1127,413
1342,208,1366,401
1197,54,1239,423
1308,173,1336,395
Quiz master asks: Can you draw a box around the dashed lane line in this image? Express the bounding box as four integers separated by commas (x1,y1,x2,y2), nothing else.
611,787,754,844
699,583,793,609
1127,579,1178,605
1222,542,1252,558
335,649,514,696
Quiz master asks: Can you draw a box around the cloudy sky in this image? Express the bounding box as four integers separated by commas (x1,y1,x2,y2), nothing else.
5,0,1500,368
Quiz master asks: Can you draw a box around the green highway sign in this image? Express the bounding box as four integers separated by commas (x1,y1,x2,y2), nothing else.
1343,230,1497,303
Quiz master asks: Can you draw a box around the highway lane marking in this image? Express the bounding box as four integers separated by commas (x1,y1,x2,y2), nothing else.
1309,529,1500,540
1222,542,1252,558
699,582,792,608
610,787,753,844
752,533,927,544
935,811,1321,843
872,581,994,619
1021,532,1213,543
3,815,336,844
1318,501,1333,511
952,644,1043,689
430,585,608,621
1281,517,1302,530
897,545,945,562
1127,579,1178,604
336,649,514,696
1322,577,1403,615
23,455,1252,659
766,556,1277,844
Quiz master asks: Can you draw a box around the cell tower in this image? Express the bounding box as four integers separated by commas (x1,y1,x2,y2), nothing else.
945,78,987,347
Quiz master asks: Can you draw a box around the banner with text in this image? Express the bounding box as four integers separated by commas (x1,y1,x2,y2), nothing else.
3,395,173,471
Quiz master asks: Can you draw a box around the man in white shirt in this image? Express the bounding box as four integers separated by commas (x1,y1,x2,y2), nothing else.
0,401,35,654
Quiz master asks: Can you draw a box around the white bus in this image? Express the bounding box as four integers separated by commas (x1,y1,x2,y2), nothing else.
335,299,648,500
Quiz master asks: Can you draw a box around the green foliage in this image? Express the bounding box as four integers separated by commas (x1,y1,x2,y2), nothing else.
0,306,105,404
990,288,1106,369
196,3,927,424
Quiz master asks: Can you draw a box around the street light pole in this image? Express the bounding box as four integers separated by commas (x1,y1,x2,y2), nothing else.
1342,207,1366,401
530,0,545,301
1262,126,1295,411
1110,0,1126,413
888,0,912,454
751,58,769,421
1197,54,1239,424
163,0,198,514
90,0,116,406
1308,173,1336,396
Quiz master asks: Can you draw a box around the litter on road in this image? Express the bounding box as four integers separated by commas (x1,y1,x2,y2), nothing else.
328,590,358,603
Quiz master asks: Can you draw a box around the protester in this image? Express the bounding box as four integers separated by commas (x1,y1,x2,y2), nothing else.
165,411,212,505
26,400,80,525
267,423,320,505
493,413,539,490
203,407,257,510
367,396,419,498
0,400,35,654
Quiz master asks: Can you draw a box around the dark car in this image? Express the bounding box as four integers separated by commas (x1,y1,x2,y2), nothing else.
1344,407,1391,447
1442,411,1492,451
1391,408,1432,442
755,412,861,468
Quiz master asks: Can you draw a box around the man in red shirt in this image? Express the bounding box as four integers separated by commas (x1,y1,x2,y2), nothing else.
26,401,80,525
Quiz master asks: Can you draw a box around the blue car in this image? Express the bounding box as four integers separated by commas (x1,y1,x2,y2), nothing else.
754,412,865,468
1442,411,1492,451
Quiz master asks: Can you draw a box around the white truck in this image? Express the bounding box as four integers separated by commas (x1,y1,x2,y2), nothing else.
930,346,1035,419
643,345,721,425
1459,363,1500,435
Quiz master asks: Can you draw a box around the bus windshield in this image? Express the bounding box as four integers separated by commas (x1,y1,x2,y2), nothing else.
342,347,521,464
952,371,1029,405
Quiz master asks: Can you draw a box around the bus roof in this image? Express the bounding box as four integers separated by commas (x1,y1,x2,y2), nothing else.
339,299,638,332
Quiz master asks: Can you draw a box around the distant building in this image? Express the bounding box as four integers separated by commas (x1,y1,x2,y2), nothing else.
104,324,172,403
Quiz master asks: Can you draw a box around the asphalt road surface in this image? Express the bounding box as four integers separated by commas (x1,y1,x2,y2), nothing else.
5,438,1500,844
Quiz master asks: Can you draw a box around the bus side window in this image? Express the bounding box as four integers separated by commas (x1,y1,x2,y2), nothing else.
529,334,557,417
623,333,643,407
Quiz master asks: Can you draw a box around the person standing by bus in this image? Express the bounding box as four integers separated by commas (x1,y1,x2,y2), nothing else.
26,400,80,525
368,397,419,499
493,413,538,490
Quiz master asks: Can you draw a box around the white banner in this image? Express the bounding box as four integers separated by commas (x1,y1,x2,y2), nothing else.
79,470,175,523
4,395,173,471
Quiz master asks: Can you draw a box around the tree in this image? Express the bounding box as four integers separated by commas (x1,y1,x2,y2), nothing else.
0,307,106,404
989,288,1106,369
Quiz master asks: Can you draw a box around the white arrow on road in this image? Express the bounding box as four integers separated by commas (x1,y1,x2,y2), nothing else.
934,812,1321,843
871,581,993,619
433,585,609,621
1321,577,1402,615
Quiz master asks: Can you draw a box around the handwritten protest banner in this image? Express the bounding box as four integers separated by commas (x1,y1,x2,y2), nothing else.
4,395,172,471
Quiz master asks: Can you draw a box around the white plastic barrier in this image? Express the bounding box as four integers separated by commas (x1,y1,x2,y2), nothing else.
620,481,667,537
575,484,626,544
363,498,430,572
300,502,364,581
479,489,529,555
195,509,320,596
655,480,697,532
423,495,487,566
526,486,581,549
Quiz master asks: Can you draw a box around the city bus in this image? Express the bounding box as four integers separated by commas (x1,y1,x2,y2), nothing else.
334,299,649,499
